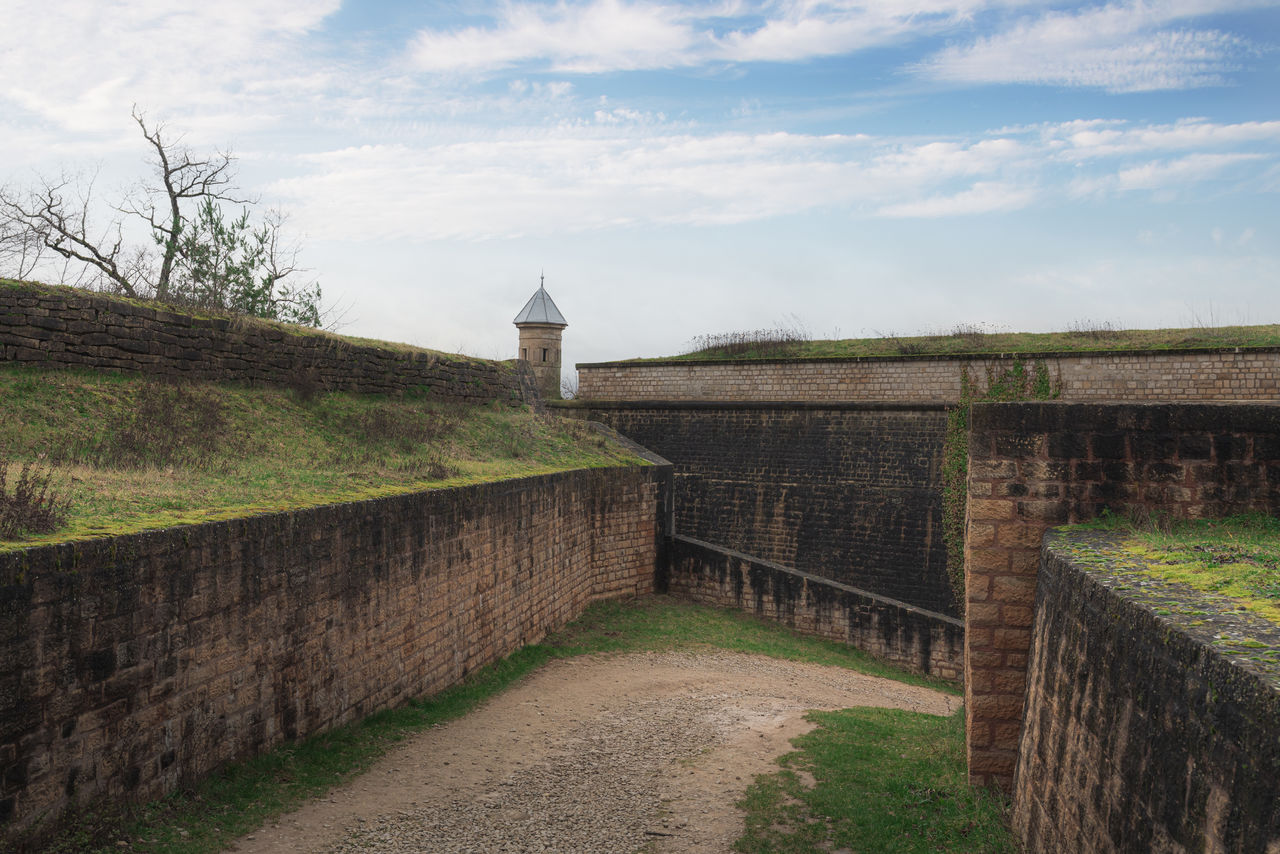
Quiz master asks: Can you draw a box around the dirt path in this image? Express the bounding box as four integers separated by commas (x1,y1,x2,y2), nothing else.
226,650,960,854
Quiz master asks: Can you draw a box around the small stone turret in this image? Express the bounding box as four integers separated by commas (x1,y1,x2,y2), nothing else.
514,276,568,399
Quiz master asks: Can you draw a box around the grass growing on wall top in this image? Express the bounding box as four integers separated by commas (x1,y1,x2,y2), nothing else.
39,597,1012,854
942,359,1060,610
655,320,1280,361
0,366,640,549
1073,511,1280,626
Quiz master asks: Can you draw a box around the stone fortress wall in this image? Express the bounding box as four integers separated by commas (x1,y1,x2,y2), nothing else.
4,280,1280,853
578,348,1280,403
0,466,670,848
572,355,1280,854
0,281,532,403
966,402,1280,852
569,402,954,615
1016,530,1280,853
669,535,964,681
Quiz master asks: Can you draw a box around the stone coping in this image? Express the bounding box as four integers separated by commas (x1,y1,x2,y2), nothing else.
552,400,952,412
1044,528,1280,690
578,344,1280,369
673,534,965,629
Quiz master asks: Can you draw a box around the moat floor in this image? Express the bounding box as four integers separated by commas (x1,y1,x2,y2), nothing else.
226,651,959,854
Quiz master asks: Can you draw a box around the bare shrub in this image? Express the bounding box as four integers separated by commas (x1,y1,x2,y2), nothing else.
949,322,989,348
1064,319,1120,342
684,316,810,358
0,457,71,539
875,330,927,355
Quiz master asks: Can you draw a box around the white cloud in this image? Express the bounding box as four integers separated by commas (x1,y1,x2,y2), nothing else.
272,115,1277,241
0,0,341,138
275,132,877,240
405,0,1021,75
878,181,1036,217
409,0,699,73
1070,152,1266,196
917,1,1256,92
1053,118,1280,157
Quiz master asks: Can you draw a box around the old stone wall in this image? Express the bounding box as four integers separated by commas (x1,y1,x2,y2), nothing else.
0,281,532,403
1014,531,1280,853
0,464,669,848
578,349,1280,403
565,402,953,615
965,402,1280,790
669,535,963,682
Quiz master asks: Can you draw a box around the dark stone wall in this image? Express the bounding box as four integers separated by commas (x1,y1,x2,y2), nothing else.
0,464,670,849
572,402,953,616
966,401,1280,790
0,281,534,404
1015,531,1280,853
669,535,963,682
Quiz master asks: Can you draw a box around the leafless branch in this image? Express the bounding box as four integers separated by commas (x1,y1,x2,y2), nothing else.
126,106,253,299
0,175,140,296
0,108,325,326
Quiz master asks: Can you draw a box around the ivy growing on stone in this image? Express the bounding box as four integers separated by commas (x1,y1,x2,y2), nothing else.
942,358,1060,610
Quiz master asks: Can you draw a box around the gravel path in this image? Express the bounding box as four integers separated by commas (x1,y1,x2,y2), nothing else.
227,651,960,854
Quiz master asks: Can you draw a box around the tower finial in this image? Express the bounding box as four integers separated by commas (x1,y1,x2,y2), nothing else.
540,270,545,289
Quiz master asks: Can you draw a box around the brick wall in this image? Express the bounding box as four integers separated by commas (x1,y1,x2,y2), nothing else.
669,536,964,682
1015,531,1280,853
564,402,953,615
965,402,1280,790
578,349,1280,404
0,463,670,848
0,281,533,404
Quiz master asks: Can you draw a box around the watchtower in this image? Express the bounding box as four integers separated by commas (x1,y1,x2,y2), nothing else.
513,276,568,399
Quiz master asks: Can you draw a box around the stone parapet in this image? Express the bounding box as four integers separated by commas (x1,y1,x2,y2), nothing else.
0,463,670,849
668,535,964,682
0,281,532,404
578,349,1280,404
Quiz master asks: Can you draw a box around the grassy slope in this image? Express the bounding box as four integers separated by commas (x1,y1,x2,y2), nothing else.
42,597,1017,854
0,365,640,550
642,322,1280,362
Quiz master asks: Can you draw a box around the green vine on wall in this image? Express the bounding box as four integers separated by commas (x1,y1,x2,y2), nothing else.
942,358,1060,610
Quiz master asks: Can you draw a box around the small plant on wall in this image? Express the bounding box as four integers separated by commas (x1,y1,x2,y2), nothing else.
942,358,1060,610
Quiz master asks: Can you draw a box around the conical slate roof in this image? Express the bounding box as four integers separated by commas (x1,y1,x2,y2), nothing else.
513,282,567,327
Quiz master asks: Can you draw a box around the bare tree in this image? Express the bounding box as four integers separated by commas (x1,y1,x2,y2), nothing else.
560,370,579,400
0,173,143,294
0,191,49,280
120,107,249,301
0,108,324,326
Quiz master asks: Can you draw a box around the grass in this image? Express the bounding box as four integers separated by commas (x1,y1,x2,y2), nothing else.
1074,511,1280,626
650,321,1280,362
736,708,1017,854
40,597,1004,854
0,366,640,550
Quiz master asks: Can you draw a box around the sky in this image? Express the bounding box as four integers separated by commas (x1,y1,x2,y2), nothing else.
1,1,1278,375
